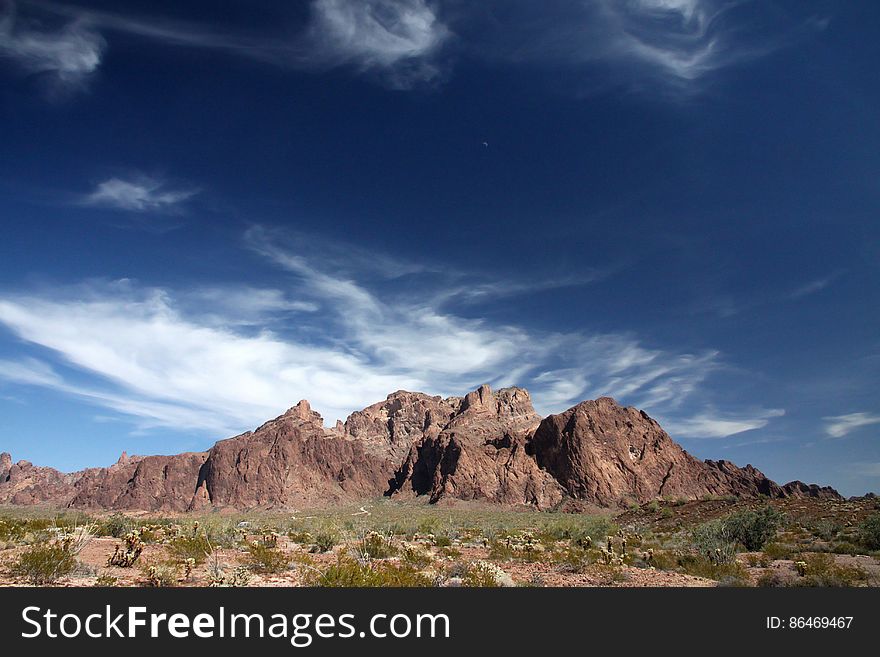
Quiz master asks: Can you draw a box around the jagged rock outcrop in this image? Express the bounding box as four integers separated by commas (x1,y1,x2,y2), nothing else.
529,397,796,506
192,401,393,509
780,480,842,500
390,386,565,508
0,456,85,506
343,391,459,463
0,385,841,511
69,452,208,512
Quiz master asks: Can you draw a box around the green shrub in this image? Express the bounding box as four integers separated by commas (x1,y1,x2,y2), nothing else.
402,545,433,568
305,557,433,587
9,541,77,584
433,535,452,547
552,546,597,573
723,506,784,551
677,553,750,583
691,520,737,565
762,542,795,560
99,513,133,538
795,553,868,587
312,531,338,553
0,516,51,543
142,562,180,587
858,514,880,550
460,562,502,587
357,531,398,559
95,572,118,586
167,529,211,565
245,540,291,574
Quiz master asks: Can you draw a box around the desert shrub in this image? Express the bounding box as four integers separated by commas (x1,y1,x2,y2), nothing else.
858,514,880,550
167,528,211,565
691,520,737,565
437,546,462,559
433,534,452,547
552,546,597,573
460,562,502,587
646,549,679,571
305,556,433,587
808,518,842,541
99,513,133,538
795,553,868,587
831,541,861,555
356,531,398,559
288,530,314,545
95,572,118,587
745,553,770,568
402,545,433,568
646,500,661,514
245,540,291,574
762,542,795,560
487,539,514,561
142,562,180,587
723,506,785,551
756,568,790,587
206,550,252,587
660,508,675,519
676,553,750,583
9,541,78,584
0,516,51,544
312,531,338,553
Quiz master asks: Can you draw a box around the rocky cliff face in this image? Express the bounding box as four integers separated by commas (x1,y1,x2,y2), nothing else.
390,386,565,508
529,398,785,506
192,401,393,509
0,386,841,511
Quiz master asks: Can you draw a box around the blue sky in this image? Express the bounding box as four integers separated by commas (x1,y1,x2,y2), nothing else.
0,0,878,495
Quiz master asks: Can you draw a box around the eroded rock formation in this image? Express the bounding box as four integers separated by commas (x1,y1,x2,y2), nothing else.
0,386,841,511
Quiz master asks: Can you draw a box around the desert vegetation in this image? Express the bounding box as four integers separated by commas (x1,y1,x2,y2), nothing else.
1,496,878,588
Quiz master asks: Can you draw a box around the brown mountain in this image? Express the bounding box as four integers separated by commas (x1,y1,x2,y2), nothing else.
0,385,840,511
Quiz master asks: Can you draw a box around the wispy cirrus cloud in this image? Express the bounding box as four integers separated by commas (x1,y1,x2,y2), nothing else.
662,407,786,439
24,0,452,89
82,177,198,213
0,1,104,91
790,272,843,300
824,412,880,439
467,0,827,95
0,226,781,441
14,0,826,96
304,0,451,87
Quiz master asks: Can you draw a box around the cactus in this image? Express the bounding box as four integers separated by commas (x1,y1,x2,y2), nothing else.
108,530,144,567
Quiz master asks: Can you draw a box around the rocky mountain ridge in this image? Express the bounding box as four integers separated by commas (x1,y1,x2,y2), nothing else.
0,385,841,511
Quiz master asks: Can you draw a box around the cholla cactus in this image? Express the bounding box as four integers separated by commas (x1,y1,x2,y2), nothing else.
795,561,808,577
182,557,196,580
108,530,144,567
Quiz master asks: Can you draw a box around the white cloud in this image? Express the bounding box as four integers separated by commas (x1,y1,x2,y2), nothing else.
305,0,450,87
0,227,762,440
0,357,64,387
468,0,825,95
824,412,880,439
26,0,451,90
83,177,198,212
790,272,843,300
0,2,104,88
662,408,785,439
